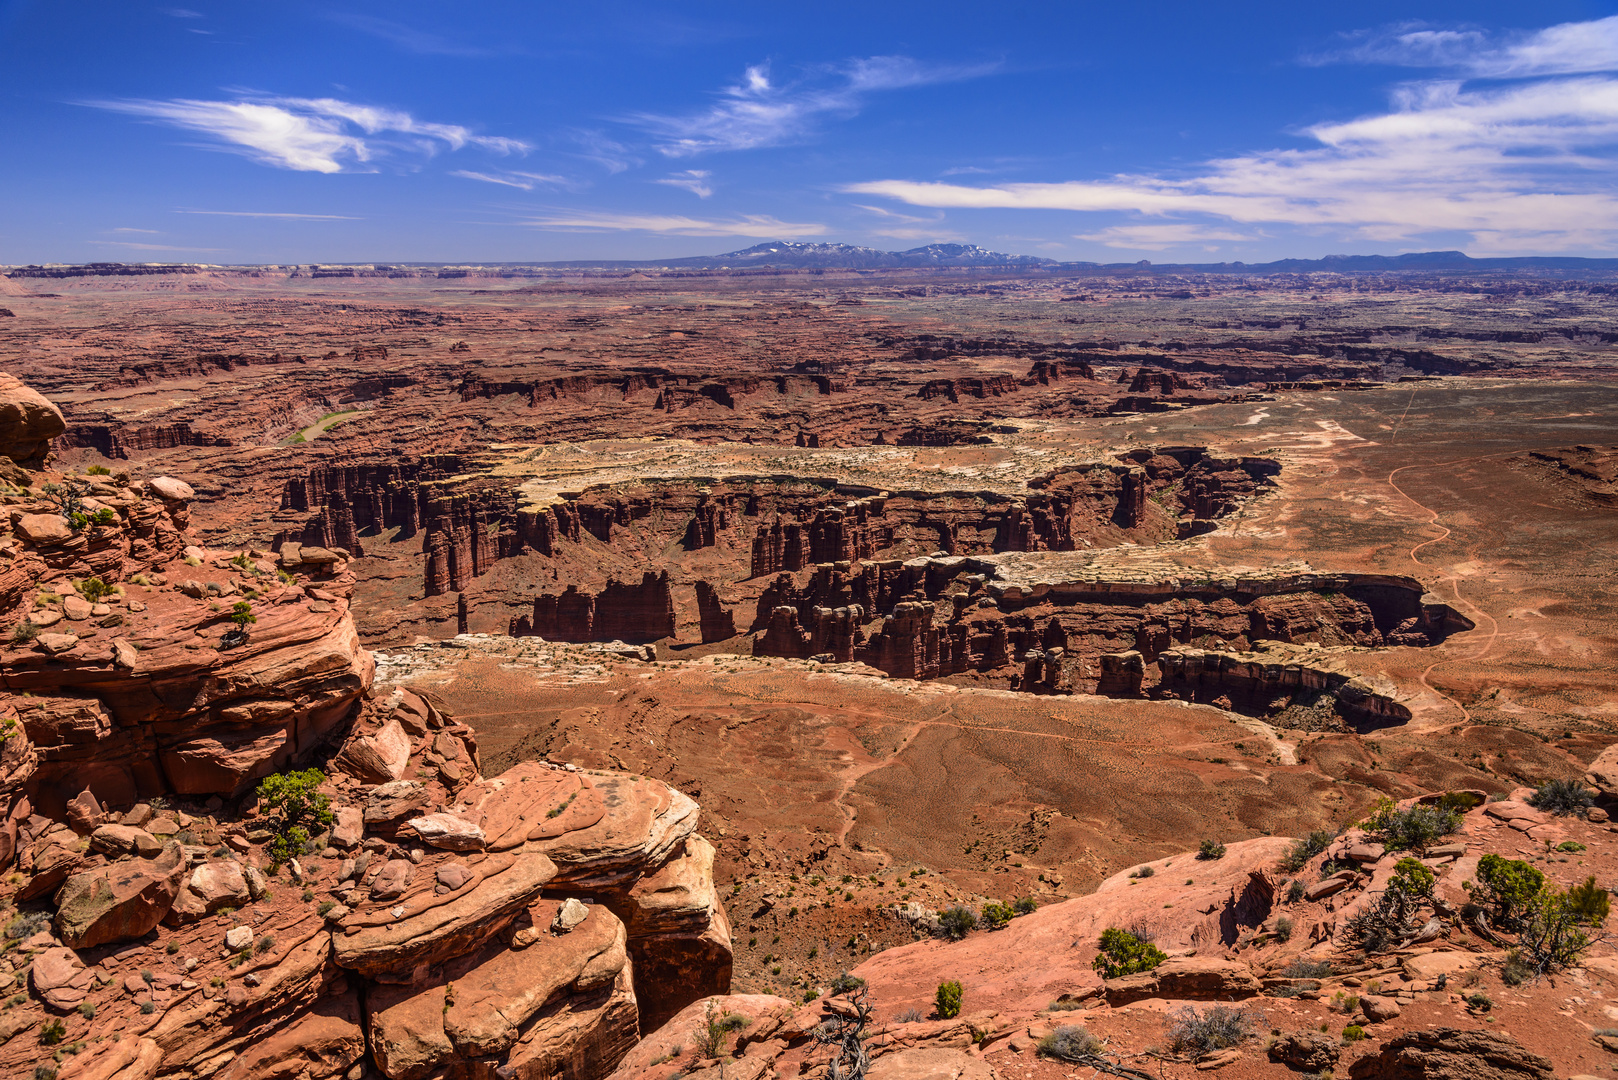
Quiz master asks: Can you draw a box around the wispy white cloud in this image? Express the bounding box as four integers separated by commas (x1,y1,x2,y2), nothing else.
452,169,572,191
325,13,495,58
174,209,361,219
160,8,202,17
85,95,528,173
564,129,638,173
88,240,225,252
630,55,997,157
848,37,1618,254
525,212,825,237
111,227,160,234
1320,16,1618,78
851,202,962,242
1076,224,1258,250
653,170,714,197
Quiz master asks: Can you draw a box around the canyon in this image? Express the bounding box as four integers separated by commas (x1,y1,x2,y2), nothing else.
1,262,1617,1079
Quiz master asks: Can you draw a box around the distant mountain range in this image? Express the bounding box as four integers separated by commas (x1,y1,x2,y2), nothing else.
537,241,1058,270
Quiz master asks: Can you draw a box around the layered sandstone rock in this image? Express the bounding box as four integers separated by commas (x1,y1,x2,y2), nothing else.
0,372,65,468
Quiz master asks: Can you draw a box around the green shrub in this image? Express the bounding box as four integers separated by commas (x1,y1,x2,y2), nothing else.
828,972,865,996
85,465,111,475
40,1019,67,1044
1466,990,1492,1012
1013,896,1038,915
1130,865,1155,879
1567,876,1611,924
1274,916,1294,943
1092,928,1167,979
1360,797,1462,852
74,577,112,602
980,900,1015,929
77,1003,95,1020
1528,779,1594,817
935,980,963,1019
318,901,336,917
139,1000,155,1015
938,905,978,940
1342,1024,1366,1043
1198,839,1226,860
1038,1025,1102,1061
256,768,332,865
1279,830,1336,873
10,623,39,644
1469,854,1544,930
1286,879,1306,903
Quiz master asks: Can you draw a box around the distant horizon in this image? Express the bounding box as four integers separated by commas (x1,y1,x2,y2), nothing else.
13,243,1618,273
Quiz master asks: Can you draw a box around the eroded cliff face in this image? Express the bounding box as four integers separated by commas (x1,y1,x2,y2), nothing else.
0,387,733,1080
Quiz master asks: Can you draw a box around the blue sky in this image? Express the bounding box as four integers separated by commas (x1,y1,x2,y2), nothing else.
4,1,1618,264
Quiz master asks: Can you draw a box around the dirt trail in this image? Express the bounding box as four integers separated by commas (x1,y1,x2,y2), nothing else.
1386,454,1510,724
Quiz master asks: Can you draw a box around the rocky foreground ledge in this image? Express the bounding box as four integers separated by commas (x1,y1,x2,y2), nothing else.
0,388,733,1080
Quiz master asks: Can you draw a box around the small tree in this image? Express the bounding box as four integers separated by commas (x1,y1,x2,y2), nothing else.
1516,877,1609,978
1467,855,1544,931
256,768,332,864
221,601,257,649
1345,857,1436,953
935,980,962,1019
1198,839,1227,860
1092,928,1167,979
980,900,1015,930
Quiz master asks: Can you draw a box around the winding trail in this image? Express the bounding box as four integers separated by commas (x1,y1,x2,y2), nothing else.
1386,454,1510,724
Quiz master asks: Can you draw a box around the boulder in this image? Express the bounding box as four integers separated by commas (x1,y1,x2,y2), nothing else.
55,840,187,948
62,594,93,621
225,925,253,951
1347,1027,1553,1080
15,513,71,544
338,718,412,784
553,897,590,933
168,860,252,923
370,859,414,901
67,788,105,834
0,373,65,468
89,824,162,858
1269,1031,1339,1071
405,812,486,851
31,945,96,1009
364,781,430,830
36,632,79,654
1402,951,1487,981
147,476,194,503
1103,957,1261,1005
1360,994,1401,1022
331,805,363,849
213,1002,364,1080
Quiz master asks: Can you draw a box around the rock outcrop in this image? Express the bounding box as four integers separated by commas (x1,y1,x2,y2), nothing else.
0,407,732,1080
0,372,66,468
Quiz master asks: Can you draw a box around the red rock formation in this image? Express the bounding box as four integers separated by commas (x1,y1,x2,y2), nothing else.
694,580,736,643
512,572,677,643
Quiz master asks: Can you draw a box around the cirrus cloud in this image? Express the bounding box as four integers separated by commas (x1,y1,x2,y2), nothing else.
85,95,529,173
630,56,998,157
524,211,825,237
